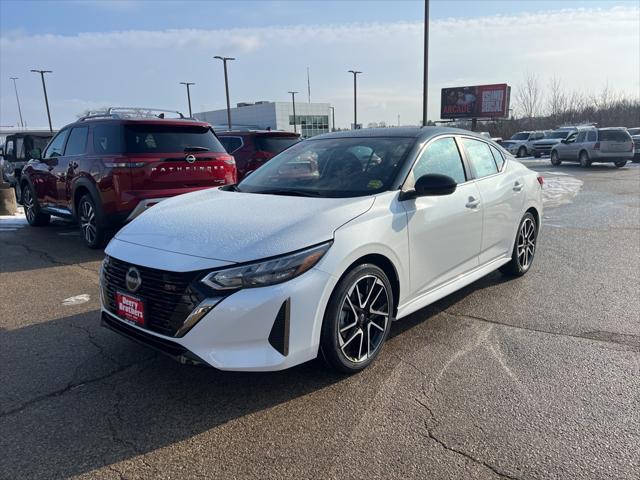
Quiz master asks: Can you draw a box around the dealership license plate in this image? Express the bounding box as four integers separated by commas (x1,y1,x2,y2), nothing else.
116,292,145,326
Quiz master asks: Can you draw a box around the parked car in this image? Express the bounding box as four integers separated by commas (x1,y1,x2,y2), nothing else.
1,131,55,195
550,127,634,168
100,127,543,373
20,107,236,248
627,127,640,162
501,131,546,158
531,126,591,157
477,131,502,143
217,129,300,180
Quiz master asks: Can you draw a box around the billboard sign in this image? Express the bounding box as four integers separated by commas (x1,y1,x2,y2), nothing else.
440,83,510,119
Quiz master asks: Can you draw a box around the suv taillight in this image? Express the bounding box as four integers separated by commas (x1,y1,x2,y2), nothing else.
252,150,273,161
593,142,600,150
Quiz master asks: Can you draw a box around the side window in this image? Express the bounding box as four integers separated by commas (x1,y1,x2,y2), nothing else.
412,137,466,184
5,140,14,158
43,130,69,158
219,136,243,153
489,145,505,170
461,138,498,179
16,138,25,160
576,131,587,143
565,132,577,143
92,124,122,154
64,127,88,156
587,131,597,142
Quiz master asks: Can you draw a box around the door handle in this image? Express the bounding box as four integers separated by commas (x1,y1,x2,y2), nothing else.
465,196,480,209
513,181,523,192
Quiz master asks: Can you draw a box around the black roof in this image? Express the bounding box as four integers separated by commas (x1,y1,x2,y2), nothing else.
310,126,488,141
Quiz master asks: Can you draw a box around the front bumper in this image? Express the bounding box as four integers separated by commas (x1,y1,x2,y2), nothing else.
101,266,335,371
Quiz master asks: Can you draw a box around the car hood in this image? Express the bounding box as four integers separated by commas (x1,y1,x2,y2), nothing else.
114,188,375,263
533,138,562,146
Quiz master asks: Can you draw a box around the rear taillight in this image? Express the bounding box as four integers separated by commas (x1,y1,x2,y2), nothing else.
593,142,600,150
252,150,273,161
629,142,635,152
222,155,235,165
537,175,544,186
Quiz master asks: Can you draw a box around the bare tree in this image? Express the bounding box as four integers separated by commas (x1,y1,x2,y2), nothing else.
546,76,568,120
514,73,542,124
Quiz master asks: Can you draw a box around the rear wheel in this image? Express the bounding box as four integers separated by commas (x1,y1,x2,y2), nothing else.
500,212,538,277
614,160,627,168
78,194,108,249
517,146,527,158
550,151,561,166
320,264,393,373
22,183,50,226
579,151,591,168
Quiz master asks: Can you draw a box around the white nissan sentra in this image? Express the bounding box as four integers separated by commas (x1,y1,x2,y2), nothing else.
100,127,543,373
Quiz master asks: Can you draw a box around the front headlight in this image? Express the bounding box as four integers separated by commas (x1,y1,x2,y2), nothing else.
201,241,332,290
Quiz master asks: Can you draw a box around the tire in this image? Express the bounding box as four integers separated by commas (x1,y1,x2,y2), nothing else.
77,194,108,249
579,151,591,168
517,146,527,158
614,160,627,168
21,183,50,226
320,264,394,373
500,212,538,277
550,151,561,166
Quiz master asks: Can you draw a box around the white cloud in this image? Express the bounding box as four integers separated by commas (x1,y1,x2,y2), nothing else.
1,6,638,128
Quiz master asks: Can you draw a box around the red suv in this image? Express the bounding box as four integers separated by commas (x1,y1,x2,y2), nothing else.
217,130,300,180
20,108,236,248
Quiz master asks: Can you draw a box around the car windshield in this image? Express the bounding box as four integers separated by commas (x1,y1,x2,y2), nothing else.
237,136,415,198
545,130,571,139
123,125,226,153
510,133,529,140
254,135,301,153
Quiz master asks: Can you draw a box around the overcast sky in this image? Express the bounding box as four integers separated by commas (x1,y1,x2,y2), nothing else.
1,0,638,129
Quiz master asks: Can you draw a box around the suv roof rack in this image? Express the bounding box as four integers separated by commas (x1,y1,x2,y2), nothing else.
79,107,188,121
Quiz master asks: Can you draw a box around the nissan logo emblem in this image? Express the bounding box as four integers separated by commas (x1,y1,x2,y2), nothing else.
185,154,196,164
125,267,142,293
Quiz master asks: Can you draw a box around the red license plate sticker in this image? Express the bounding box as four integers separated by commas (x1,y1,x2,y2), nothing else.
116,292,145,326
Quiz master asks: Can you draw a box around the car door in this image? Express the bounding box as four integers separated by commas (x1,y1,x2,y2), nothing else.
557,131,577,159
35,129,69,206
572,131,587,160
401,136,483,298
54,125,88,209
460,137,524,265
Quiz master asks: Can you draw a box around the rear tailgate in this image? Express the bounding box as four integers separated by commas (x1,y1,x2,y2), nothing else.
598,129,633,154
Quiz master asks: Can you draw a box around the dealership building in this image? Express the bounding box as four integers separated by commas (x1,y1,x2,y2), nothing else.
195,101,331,138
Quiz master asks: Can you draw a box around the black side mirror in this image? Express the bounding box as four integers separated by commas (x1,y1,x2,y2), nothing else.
560,139,567,144
401,173,457,200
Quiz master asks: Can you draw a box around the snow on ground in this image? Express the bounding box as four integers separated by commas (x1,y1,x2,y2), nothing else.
540,171,584,208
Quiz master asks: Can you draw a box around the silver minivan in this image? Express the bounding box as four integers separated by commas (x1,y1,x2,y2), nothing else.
550,127,634,168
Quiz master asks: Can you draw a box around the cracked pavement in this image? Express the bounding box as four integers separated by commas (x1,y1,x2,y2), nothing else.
1,162,639,479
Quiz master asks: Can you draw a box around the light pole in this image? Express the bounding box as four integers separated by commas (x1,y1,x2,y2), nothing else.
31,69,53,132
422,0,430,127
180,82,195,117
329,106,336,132
213,56,235,130
288,91,298,133
348,70,362,130
10,77,24,128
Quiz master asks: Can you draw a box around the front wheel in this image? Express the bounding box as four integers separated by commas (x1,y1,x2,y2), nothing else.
22,183,50,226
517,146,527,158
500,212,538,277
579,151,591,168
320,264,394,373
550,151,561,166
614,160,627,168
78,194,108,249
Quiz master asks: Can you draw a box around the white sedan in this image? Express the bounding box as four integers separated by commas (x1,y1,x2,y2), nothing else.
100,127,543,373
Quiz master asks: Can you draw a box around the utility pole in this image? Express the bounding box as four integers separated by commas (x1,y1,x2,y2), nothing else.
10,77,24,128
422,0,430,127
288,91,298,134
31,69,53,132
180,82,195,117
307,67,311,103
348,70,362,130
329,106,336,132
213,56,235,130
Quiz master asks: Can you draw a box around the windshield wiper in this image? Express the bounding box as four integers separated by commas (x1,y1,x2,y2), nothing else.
184,146,209,152
254,188,321,197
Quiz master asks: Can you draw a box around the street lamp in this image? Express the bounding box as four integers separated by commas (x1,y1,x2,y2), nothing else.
31,69,53,132
213,56,235,130
329,106,336,132
9,77,24,128
422,0,430,127
288,91,298,134
348,70,362,130
180,82,195,117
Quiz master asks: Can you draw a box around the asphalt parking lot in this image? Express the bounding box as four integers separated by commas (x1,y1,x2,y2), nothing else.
1,160,639,480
